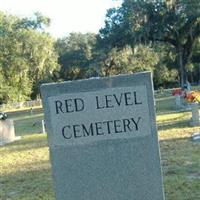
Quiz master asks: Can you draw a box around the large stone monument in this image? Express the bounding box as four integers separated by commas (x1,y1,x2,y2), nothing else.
41,72,165,200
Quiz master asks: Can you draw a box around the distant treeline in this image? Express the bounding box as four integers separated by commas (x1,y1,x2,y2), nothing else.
0,0,200,104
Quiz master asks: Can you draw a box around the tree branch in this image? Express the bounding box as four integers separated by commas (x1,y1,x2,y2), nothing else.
183,21,200,64
148,36,177,47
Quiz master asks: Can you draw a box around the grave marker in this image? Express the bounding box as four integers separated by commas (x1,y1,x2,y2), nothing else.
190,102,200,126
41,72,165,200
0,119,20,146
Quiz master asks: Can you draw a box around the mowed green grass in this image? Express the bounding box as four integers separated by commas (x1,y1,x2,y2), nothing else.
0,95,200,200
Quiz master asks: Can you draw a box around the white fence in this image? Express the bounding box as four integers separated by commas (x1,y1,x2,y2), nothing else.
0,100,42,111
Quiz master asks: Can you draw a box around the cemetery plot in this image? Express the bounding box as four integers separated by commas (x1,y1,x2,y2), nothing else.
0,89,199,200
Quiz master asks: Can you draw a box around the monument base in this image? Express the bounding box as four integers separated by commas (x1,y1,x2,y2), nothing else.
192,132,200,142
190,121,200,126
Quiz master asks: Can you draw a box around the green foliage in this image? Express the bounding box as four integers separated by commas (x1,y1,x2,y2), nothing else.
94,45,159,76
0,12,33,102
154,65,179,88
99,0,200,87
153,44,179,88
1,0,199,104
0,11,59,103
55,32,96,80
55,32,177,88
16,12,50,30
21,29,59,98
0,72,10,103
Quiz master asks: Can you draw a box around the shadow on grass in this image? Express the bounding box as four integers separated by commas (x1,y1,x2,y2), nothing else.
3,134,48,152
7,108,43,119
155,96,175,113
1,136,200,200
160,136,200,178
14,116,44,136
0,167,55,200
157,110,190,116
159,137,200,200
157,120,191,131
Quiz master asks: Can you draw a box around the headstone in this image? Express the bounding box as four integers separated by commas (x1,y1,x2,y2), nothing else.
41,72,165,200
0,119,20,146
190,102,200,126
175,95,181,109
42,120,46,134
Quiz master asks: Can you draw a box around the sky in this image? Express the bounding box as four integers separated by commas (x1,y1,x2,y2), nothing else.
0,0,122,38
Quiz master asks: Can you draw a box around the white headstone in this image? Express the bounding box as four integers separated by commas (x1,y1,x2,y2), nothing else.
0,119,20,146
190,102,200,126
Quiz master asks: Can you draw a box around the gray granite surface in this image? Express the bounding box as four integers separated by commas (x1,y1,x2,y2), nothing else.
41,72,165,200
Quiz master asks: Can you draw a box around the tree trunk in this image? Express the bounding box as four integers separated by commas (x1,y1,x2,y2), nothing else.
178,47,188,88
190,71,194,84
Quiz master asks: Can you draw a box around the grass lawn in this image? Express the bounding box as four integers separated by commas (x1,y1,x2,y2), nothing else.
0,96,200,200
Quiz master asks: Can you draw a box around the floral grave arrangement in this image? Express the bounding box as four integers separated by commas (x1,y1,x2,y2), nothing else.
172,88,183,96
172,88,200,103
184,91,200,103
